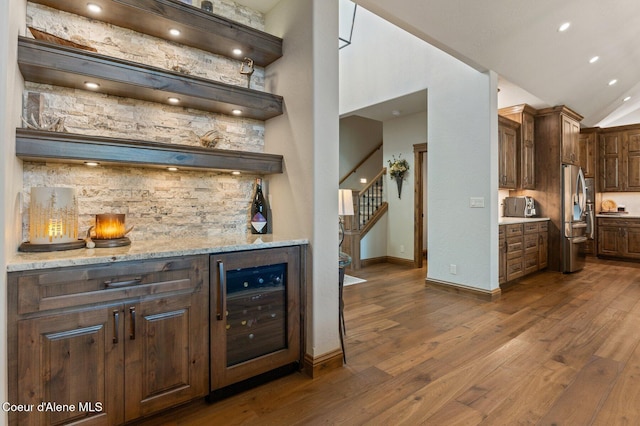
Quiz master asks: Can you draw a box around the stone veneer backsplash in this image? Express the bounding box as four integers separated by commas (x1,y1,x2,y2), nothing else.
21,0,273,242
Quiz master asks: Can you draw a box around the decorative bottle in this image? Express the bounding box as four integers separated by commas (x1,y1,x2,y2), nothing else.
251,178,269,234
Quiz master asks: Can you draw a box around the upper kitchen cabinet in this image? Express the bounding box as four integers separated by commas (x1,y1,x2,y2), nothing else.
598,124,640,192
536,106,583,166
578,128,598,178
498,115,519,189
499,104,537,189
28,0,283,66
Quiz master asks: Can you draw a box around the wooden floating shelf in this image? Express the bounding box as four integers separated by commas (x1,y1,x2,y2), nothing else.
18,37,283,121
29,0,283,66
16,128,284,174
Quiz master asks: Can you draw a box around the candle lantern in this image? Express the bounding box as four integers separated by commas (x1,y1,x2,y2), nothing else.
92,214,133,247
19,187,85,252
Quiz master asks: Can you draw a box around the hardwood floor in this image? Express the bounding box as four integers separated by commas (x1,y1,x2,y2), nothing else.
138,258,640,425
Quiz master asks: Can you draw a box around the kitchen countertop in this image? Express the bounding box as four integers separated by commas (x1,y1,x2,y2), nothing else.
499,217,550,225
596,213,640,218
7,233,309,272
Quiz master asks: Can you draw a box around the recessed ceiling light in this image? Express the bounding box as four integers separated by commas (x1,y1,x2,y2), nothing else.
624,96,632,102
391,110,401,117
360,178,367,184
232,109,242,115
167,167,179,172
232,48,243,56
84,161,100,167
558,22,571,32
84,81,100,90
167,97,180,104
87,3,102,13
609,79,618,86
169,28,181,36
231,171,241,175
589,56,599,64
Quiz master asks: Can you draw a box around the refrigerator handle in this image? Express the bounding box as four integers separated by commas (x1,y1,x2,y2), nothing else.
577,167,586,217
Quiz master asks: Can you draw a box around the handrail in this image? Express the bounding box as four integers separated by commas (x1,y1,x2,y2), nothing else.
359,167,387,196
339,142,383,185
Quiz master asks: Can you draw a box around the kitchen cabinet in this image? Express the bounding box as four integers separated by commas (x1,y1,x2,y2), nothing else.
561,114,581,165
579,128,598,178
499,104,537,189
499,221,549,285
209,246,302,399
598,126,640,192
624,129,640,191
7,256,209,425
498,116,519,189
598,217,640,260
600,131,622,191
499,226,506,284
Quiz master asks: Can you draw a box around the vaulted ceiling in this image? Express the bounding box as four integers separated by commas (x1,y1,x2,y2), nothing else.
241,0,640,128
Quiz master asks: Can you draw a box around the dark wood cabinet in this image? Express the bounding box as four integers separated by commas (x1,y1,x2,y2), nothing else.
597,217,640,260
499,104,537,189
8,256,209,426
499,221,548,285
498,116,519,189
600,132,623,191
561,114,581,165
209,246,302,397
579,128,597,178
624,130,640,191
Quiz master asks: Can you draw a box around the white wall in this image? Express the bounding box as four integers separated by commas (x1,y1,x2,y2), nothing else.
339,115,383,190
340,5,499,291
265,0,340,357
1,0,26,422
383,111,426,261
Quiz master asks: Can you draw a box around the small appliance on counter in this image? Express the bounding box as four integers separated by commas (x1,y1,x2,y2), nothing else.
503,196,536,218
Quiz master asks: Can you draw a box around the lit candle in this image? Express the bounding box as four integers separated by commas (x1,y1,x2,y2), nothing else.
29,187,78,245
95,214,126,240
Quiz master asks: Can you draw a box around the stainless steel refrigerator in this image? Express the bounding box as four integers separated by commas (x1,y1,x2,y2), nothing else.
562,164,588,272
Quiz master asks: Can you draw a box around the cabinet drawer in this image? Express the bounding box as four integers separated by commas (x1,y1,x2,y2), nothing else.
499,225,505,240
506,224,523,237
524,223,539,234
506,240,523,259
539,221,548,232
12,256,205,315
524,234,538,253
506,259,524,280
524,253,538,274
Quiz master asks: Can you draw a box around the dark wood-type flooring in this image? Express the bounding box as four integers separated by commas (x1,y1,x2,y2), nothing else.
138,257,640,425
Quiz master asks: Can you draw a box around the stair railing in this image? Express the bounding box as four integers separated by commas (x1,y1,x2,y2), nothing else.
356,168,386,230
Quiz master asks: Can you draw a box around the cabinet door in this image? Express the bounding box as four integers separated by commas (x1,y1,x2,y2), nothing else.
18,307,123,425
598,226,622,256
623,226,640,259
562,115,580,165
499,226,506,284
600,133,622,191
210,246,301,392
124,293,208,421
521,112,536,189
579,131,597,178
624,130,640,191
499,124,518,189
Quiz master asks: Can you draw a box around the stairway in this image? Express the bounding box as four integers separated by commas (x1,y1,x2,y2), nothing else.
341,168,388,269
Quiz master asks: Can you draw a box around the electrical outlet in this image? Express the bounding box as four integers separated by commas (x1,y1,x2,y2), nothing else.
449,264,457,274
470,197,485,208
400,245,405,253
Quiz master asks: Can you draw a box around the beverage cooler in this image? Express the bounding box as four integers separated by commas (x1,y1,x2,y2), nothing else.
209,246,302,400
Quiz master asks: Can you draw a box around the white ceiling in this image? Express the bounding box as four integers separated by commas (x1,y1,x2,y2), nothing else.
237,0,640,128
353,0,640,128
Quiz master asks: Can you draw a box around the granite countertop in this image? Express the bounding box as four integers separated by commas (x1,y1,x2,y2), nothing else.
499,217,551,225
7,234,309,272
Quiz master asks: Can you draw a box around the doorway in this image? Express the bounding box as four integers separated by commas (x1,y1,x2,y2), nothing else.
413,143,427,268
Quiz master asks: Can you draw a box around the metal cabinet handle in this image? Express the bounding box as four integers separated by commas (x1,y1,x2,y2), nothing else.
113,310,119,344
104,277,142,289
129,307,136,340
216,261,226,321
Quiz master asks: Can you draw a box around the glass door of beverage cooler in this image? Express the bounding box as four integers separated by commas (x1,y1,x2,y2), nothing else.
209,246,301,395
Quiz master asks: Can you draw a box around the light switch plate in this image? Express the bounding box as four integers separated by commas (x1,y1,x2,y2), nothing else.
470,197,485,208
